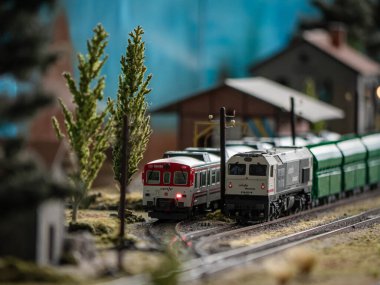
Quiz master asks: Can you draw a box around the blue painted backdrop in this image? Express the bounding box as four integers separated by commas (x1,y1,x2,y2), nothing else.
62,0,318,130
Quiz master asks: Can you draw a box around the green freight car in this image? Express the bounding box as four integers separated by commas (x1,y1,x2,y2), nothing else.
336,138,367,193
307,142,343,205
361,133,380,186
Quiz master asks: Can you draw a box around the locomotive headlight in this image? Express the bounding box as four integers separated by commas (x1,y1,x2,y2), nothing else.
228,182,232,188
260,183,265,190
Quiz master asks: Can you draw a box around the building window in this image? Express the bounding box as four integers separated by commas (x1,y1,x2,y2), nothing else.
319,79,333,103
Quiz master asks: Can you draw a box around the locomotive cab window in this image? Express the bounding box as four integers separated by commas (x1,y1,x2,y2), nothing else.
174,171,188,185
228,163,246,175
249,164,267,176
163,172,171,184
146,170,160,184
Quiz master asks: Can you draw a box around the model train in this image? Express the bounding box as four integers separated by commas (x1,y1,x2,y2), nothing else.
143,133,380,221
225,133,380,222
225,147,312,222
142,150,222,219
142,146,254,219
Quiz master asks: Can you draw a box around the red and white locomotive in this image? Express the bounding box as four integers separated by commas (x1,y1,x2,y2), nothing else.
142,151,221,219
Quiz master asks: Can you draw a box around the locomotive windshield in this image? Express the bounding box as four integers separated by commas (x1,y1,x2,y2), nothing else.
174,171,188,185
147,170,160,184
228,163,246,175
249,164,267,176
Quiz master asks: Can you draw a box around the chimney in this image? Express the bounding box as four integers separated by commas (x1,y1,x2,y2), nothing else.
329,22,346,48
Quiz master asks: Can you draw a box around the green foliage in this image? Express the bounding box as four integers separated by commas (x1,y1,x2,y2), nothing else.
149,249,180,285
68,220,113,235
0,0,71,221
112,26,152,185
52,24,114,221
0,0,57,79
68,221,95,234
109,209,146,223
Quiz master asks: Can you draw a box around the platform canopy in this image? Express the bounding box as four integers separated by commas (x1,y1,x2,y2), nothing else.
225,77,344,123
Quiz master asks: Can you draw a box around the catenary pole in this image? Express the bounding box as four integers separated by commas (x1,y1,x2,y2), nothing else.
290,97,296,146
220,107,226,213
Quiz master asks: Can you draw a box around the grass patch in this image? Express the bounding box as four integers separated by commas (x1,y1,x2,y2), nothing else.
66,209,145,248
87,189,143,211
0,257,77,283
206,209,233,223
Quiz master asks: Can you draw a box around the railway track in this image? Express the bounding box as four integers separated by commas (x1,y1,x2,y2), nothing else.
179,207,380,283
146,220,183,248
193,189,380,256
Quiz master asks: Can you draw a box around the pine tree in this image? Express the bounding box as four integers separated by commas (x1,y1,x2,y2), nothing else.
112,26,152,187
52,24,114,222
0,0,56,126
0,0,70,221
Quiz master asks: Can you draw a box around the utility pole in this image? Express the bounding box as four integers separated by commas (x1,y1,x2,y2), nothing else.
220,107,226,212
118,114,128,271
290,97,296,146
218,107,235,213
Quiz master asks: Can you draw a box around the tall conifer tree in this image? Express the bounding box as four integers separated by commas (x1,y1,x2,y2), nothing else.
52,24,114,222
0,0,69,219
112,26,152,187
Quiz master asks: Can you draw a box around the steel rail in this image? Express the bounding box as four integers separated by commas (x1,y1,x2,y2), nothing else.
194,190,380,256
179,209,380,282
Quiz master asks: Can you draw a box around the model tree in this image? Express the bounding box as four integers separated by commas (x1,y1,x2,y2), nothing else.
112,26,152,189
52,24,114,222
112,27,152,266
0,0,69,218
0,0,55,126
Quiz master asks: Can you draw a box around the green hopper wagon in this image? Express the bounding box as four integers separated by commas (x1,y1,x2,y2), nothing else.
307,143,343,203
361,133,380,186
336,138,367,192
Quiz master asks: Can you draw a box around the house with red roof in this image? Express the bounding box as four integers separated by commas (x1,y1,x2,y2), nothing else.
250,25,380,134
